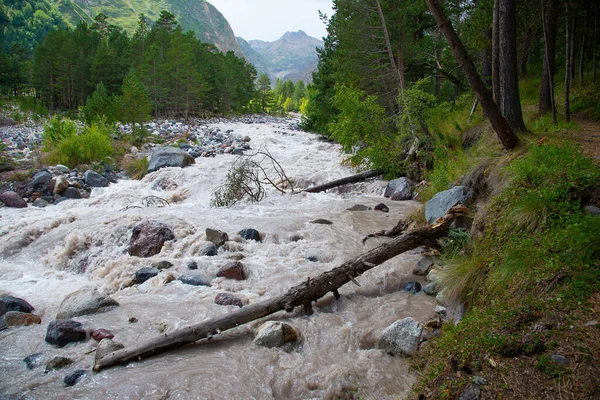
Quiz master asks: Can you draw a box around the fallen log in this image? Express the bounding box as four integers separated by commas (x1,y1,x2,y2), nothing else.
303,169,383,193
94,205,468,372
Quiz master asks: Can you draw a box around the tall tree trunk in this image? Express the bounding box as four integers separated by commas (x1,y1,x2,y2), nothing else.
540,0,558,117
375,0,404,91
571,7,577,81
565,3,573,123
492,0,501,105
594,4,598,83
579,5,589,85
483,29,493,89
425,0,519,150
499,0,527,132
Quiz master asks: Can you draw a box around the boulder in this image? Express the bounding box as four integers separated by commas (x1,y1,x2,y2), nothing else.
55,164,70,174
45,319,87,347
238,228,261,242
32,198,49,208
402,281,422,294
425,186,471,224
253,321,299,348
0,296,34,315
127,220,175,257
374,203,390,212
94,339,125,366
423,282,440,296
185,260,198,270
347,204,370,211
214,293,246,307
216,261,247,280
147,147,195,173
62,187,82,199
134,267,160,284
31,170,52,186
152,260,173,270
200,243,218,256
0,311,41,330
53,175,69,195
384,177,414,200
91,328,114,341
64,369,89,386
56,289,119,319
378,317,423,356
179,274,211,287
0,191,27,208
205,228,229,247
24,353,44,370
309,219,333,225
45,356,74,372
84,170,109,188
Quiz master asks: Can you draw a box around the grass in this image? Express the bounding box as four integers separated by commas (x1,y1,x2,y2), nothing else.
122,155,149,180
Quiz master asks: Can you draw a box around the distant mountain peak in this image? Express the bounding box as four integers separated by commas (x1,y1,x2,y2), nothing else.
282,30,307,38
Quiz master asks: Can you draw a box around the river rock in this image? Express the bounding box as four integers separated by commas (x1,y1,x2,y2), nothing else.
45,319,87,347
378,317,423,356
214,292,246,307
413,256,434,276
425,186,472,224
45,356,74,372
347,204,370,211
24,353,45,370
94,338,125,366
127,220,175,257
32,198,49,208
200,242,218,256
31,170,52,186
253,321,299,348
91,328,114,341
185,260,198,270
206,228,229,247
216,261,246,280
152,260,173,270
0,191,27,208
384,177,414,200
64,369,89,386
0,311,41,330
134,267,160,284
53,175,69,195
0,296,34,315
402,281,422,294
374,203,390,212
309,219,333,225
56,289,119,319
458,384,482,400
179,274,211,286
423,282,440,296
55,164,70,174
62,187,81,199
147,147,195,173
239,228,261,242
84,170,109,187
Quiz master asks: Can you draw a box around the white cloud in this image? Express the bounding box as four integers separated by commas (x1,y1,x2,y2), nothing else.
208,0,333,41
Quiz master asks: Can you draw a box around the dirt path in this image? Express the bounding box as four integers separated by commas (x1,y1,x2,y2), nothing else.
571,116,600,165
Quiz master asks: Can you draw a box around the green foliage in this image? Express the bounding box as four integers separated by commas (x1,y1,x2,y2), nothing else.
571,84,600,121
81,83,118,124
122,155,149,180
43,117,114,167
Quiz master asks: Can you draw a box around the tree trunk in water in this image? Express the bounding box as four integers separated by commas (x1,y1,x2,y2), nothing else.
303,170,383,193
499,0,527,132
425,0,519,150
492,0,501,105
540,0,558,118
565,3,573,123
93,206,468,372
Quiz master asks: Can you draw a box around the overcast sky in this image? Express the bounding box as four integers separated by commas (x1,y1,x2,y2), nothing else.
208,0,334,42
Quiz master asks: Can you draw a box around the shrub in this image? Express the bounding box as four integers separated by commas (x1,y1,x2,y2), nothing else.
122,156,149,180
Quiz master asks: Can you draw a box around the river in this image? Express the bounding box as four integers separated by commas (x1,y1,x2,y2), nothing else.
0,118,435,399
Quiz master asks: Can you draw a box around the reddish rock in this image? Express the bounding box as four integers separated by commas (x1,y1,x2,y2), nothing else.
127,220,175,258
92,329,114,341
0,191,27,208
215,293,246,308
0,311,41,330
216,261,247,280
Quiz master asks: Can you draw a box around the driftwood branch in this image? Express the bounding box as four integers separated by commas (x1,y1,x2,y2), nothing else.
94,205,468,372
303,169,383,193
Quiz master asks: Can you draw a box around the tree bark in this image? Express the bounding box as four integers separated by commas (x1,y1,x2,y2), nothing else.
499,0,527,132
93,206,468,372
375,0,404,91
540,0,559,116
579,4,589,85
565,3,573,123
492,0,501,105
425,0,519,150
594,4,598,83
303,170,383,193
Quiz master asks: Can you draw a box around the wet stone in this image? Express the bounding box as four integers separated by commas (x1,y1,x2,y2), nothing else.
92,328,114,341
45,319,87,347
374,203,390,212
378,317,423,356
31,170,52,186
84,170,109,188
62,187,82,199
179,274,211,287
309,219,332,225
135,267,160,284
127,220,175,258
64,369,89,387
200,243,218,256
0,311,41,330
0,296,34,315
152,260,173,270
94,339,125,366
253,321,299,348
239,228,261,242
413,257,434,276
347,204,370,211
205,228,229,247
215,292,245,308
216,261,247,280
185,260,198,270
56,289,119,319
402,281,422,294
0,191,27,208
23,353,44,370
45,356,74,372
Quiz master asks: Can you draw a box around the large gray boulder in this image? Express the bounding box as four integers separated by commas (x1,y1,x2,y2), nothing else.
56,289,119,319
147,147,195,173
425,186,471,224
378,317,423,356
0,191,27,208
384,177,414,201
84,170,109,188
253,321,299,348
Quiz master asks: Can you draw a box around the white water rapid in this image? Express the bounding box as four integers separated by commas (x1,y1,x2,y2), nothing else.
0,119,435,399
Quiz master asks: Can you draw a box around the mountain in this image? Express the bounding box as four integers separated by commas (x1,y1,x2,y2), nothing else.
55,0,242,54
236,37,270,78
243,30,323,83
